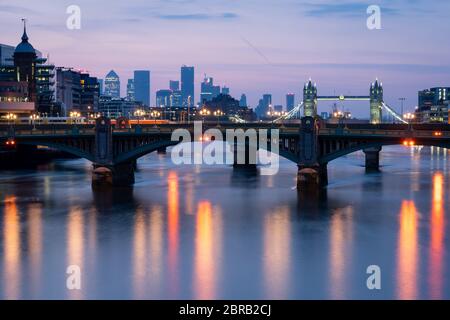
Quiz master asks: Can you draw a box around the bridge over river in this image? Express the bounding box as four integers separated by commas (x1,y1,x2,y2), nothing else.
1,117,450,190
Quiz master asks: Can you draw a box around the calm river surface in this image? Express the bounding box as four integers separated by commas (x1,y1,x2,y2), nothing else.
0,146,449,299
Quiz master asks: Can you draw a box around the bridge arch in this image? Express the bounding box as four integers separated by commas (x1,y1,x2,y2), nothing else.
319,140,450,164
19,140,96,163
114,139,301,166
113,140,179,164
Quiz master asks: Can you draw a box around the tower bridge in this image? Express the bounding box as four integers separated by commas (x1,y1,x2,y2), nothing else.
276,78,406,124
1,118,450,191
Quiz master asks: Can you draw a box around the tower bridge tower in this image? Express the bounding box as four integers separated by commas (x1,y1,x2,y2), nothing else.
370,79,383,124
303,79,317,117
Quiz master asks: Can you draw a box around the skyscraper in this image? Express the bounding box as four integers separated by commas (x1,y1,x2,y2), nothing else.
134,70,150,107
286,93,295,111
255,94,272,117
263,94,272,111
200,75,220,103
239,94,247,107
104,70,120,98
181,65,194,107
222,87,230,95
126,79,135,101
98,79,104,95
170,80,179,91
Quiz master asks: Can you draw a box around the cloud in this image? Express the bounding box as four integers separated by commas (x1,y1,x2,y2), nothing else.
302,2,399,17
156,12,238,20
0,4,38,14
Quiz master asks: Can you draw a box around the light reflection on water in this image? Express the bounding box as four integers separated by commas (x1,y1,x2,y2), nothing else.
329,206,354,300
3,197,20,300
429,172,445,299
0,146,449,299
263,206,291,299
397,200,419,300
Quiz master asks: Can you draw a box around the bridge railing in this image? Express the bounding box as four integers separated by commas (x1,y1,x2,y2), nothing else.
0,128,96,137
319,128,450,138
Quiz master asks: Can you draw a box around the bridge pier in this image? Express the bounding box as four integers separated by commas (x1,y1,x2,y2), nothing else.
363,147,382,171
92,116,137,187
92,161,135,187
232,142,257,170
297,163,328,190
297,116,327,191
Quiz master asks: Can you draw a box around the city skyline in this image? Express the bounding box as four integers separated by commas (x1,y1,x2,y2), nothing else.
1,0,450,114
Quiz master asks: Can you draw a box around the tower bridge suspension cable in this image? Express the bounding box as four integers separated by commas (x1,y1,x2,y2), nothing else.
274,102,304,122
381,102,408,124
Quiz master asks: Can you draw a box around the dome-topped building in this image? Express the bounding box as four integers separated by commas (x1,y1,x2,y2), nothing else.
15,21,36,54
13,20,37,103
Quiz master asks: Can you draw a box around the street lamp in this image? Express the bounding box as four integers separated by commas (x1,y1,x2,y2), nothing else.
30,114,40,130
213,110,224,125
399,98,406,119
70,111,81,125
150,110,161,126
6,113,17,125
200,108,211,123
90,113,100,122
403,112,415,122
267,111,280,125
134,109,146,126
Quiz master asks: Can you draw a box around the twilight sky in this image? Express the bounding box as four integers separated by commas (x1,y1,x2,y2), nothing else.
1,0,449,117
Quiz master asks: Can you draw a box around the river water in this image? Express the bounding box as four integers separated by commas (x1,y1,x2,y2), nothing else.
0,145,449,299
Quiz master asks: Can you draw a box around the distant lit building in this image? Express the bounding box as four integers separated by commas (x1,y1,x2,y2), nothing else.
181,65,194,107
200,75,220,103
321,111,329,120
98,96,143,119
169,80,179,91
156,89,172,107
204,94,255,121
0,81,34,117
134,70,150,106
416,87,450,123
126,79,135,101
104,70,120,98
418,87,450,112
170,90,182,107
0,44,14,66
98,79,104,95
204,94,238,114
239,94,247,107
56,67,100,116
255,94,272,117
0,22,59,116
222,87,230,95
286,93,295,111
274,105,283,112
